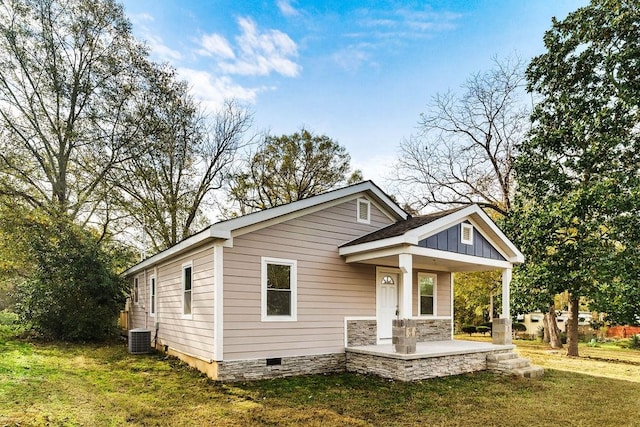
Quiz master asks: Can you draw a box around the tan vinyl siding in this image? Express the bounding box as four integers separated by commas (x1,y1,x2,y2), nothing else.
129,273,148,330
412,271,452,317
223,198,393,360
128,245,215,361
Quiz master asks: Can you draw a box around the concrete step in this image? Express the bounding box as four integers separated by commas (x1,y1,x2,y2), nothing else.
487,352,518,362
487,351,545,378
513,366,545,379
497,357,531,370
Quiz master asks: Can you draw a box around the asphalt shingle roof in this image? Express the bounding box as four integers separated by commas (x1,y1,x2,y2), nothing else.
341,206,465,247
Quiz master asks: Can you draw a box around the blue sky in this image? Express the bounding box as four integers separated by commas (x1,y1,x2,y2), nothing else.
120,0,586,182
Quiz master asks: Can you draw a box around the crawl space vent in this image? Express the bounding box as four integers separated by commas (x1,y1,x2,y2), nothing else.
128,328,151,354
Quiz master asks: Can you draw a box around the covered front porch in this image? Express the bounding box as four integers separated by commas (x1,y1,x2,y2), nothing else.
339,205,531,380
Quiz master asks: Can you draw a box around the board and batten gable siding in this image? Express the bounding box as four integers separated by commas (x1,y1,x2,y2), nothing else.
223,198,395,361
419,222,506,261
411,271,451,317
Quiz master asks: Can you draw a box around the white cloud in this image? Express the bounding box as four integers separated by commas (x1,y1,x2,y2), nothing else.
276,0,300,17
219,17,300,77
146,34,182,62
177,67,265,111
332,45,374,72
198,33,235,59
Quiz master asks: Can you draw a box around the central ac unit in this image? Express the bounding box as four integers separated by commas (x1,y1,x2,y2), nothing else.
128,328,151,354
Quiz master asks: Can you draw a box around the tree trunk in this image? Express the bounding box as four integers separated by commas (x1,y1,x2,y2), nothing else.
542,314,550,343
566,294,580,357
547,303,563,349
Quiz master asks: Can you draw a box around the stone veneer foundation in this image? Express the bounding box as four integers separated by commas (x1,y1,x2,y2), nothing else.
346,348,512,382
215,353,346,382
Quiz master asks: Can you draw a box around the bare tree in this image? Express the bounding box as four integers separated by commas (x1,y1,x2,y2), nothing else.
113,64,253,252
393,56,529,217
0,0,149,227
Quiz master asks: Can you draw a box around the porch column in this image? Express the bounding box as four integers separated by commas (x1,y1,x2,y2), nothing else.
398,253,413,318
493,267,512,345
501,267,512,318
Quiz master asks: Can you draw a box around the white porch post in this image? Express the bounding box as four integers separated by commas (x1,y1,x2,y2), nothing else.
501,267,512,318
493,267,513,345
399,253,413,318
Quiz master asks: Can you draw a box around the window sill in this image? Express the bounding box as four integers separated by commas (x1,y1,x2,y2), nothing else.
261,316,297,322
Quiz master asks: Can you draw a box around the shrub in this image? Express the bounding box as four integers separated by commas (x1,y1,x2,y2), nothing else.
476,325,490,336
14,219,128,341
630,334,640,350
512,322,527,332
0,309,18,325
461,325,476,336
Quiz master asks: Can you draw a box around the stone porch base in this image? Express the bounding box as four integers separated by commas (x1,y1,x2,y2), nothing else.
346,340,514,381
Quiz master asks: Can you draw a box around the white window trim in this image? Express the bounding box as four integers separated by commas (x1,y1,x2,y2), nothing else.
461,223,474,245
261,257,297,322
356,198,371,224
149,275,156,317
182,262,193,319
133,277,139,305
418,272,437,317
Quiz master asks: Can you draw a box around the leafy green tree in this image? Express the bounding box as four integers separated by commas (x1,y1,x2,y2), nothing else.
0,0,149,229
512,0,640,356
453,271,501,329
13,216,131,340
114,63,253,252
228,129,362,214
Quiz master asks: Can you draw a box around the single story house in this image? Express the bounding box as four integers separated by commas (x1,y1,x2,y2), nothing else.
124,181,538,381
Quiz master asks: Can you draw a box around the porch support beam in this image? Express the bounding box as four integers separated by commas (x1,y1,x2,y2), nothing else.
399,253,413,318
501,267,512,318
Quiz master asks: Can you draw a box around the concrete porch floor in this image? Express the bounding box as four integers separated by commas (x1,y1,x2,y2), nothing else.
347,339,515,360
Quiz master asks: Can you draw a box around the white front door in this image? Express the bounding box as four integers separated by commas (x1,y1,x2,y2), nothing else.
377,271,399,341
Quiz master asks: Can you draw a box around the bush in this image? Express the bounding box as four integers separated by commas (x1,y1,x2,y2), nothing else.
0,309,18,325
461,325,476,336
14,219,128,341
630,334,640,350
476,325,490,336
512,322,527,332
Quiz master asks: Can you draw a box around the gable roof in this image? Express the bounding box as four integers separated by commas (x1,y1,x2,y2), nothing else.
339,204,524,264
124,181,408,276
341,207,465,247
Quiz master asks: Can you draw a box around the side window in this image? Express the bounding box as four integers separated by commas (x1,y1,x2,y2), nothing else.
262,257,297,321
418,273,437,316
183,263,192,316
133,277,139,305
357,198,371,224
149,275,156,316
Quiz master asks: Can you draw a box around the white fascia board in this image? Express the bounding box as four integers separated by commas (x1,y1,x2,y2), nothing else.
214,181,407,234
470,207,525,264
124,226,228,277
407,246,514,269
338,235,418,257
410,205,524,264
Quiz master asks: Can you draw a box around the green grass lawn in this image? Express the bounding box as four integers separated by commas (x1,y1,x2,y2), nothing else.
2,327,640,426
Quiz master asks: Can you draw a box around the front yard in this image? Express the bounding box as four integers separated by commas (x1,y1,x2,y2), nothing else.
2,327,640,426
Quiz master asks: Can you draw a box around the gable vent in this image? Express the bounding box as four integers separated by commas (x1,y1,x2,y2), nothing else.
357,198,370,224
461,223,473,245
